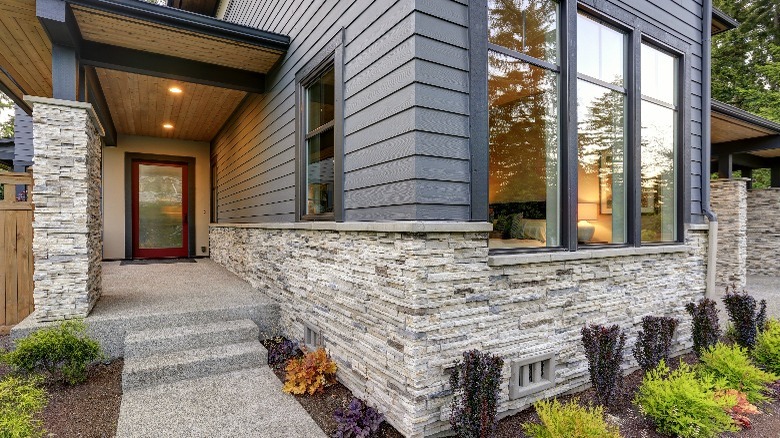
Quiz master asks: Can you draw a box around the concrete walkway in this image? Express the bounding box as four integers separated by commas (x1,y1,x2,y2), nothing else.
716,276,780,327
745,276,780,318
116,367,326,438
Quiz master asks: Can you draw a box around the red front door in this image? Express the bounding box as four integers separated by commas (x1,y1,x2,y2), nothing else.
131,160,189,259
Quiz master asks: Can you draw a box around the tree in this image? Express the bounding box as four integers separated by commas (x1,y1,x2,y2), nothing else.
0,92,12,138
713,0,780,122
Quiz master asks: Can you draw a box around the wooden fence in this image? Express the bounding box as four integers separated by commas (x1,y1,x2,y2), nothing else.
0,172,33,333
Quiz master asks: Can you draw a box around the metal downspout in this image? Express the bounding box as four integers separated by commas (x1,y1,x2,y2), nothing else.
702,0,719,299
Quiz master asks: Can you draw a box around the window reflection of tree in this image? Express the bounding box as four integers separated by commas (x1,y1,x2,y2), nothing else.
488,0,559,205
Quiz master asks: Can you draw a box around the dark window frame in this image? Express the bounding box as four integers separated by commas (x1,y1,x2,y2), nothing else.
295,29,345,222
471,0,688,253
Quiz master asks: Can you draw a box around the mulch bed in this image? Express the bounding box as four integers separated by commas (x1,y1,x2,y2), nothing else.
497,352,780,438
264,338,780,438
0,335,123,438
261,339,404,438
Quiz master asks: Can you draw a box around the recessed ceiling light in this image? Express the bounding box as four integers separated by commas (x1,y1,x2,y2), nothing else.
162,123,174,129
169,87,183,94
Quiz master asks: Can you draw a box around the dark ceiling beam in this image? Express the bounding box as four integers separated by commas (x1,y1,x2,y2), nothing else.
731,153,779,169
712,135,780,156
84,67,117,146
66,0,289,52
36,0,84,101
80,41,265,93
0,75,32,115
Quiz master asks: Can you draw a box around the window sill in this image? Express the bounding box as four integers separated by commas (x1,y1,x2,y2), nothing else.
488,244,691,267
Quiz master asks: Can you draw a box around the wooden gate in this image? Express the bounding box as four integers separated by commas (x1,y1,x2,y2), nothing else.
0,172,33,333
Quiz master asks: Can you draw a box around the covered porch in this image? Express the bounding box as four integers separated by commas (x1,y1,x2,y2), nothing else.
0,0,289,322
710,100,780,287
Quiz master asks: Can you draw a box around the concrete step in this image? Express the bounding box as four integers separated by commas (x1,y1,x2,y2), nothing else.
122,341,267,391
124,319,260,359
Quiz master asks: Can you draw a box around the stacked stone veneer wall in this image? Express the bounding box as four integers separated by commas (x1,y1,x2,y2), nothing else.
710,179,748,288
28,97,104,321
210,224,708,437
747,188,780,276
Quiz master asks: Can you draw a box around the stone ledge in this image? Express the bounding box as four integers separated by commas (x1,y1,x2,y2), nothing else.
488,244,692,266
24,95,106,137
210,221,493,233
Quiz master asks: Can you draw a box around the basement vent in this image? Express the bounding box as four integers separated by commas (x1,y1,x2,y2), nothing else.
510,353,556,399
304,325,322,350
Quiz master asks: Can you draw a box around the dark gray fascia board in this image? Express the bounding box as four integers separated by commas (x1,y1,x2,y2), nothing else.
80,41,265,93
712,7,739,35
66,0,290,52
0,73,32,115
712,135,780,156
36,0,83,49
84,66,117,146
712,100,780,135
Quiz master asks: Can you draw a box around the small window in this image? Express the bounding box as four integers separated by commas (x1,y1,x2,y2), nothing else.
304,325,322,350
302,66,336,219
510,353,556,399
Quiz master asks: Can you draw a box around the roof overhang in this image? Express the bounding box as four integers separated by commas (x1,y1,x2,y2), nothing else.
0,0,289,144
711,101,780,169
712,7,739,35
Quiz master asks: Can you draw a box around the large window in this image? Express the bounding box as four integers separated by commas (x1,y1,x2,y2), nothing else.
484,1,683,251
302,66,336,219
641,44,678,242
487,0,560,249
576,14,627,245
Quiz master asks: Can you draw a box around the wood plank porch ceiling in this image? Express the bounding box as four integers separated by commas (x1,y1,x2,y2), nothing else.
71,5,283,74
0,0,52,99
96,68,245,141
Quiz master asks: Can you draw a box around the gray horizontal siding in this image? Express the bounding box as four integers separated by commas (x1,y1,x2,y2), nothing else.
213,0,472,222
213,0,705,223
13,105,33,167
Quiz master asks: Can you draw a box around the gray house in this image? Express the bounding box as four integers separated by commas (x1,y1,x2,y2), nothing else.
0,0,733,436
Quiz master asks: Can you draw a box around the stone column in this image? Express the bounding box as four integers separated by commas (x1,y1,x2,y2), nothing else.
746,188,780,276
26,97,105,322
710,178,748,289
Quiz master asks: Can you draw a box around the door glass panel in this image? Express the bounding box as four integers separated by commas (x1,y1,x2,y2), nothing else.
138,164,183,249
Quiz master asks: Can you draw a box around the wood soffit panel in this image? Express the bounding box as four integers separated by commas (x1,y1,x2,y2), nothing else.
96,68,246,141
72,5,283,74
0,0,52,99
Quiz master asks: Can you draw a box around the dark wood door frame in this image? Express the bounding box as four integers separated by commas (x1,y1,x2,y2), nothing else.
124,153,196,259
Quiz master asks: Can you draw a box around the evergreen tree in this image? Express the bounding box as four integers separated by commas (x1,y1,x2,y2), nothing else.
0,92,12,138
713,0,780,122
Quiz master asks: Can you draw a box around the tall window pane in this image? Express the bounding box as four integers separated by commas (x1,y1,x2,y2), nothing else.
488,0,558,64
488,1,560,249
577,14,627,245
641,45,677,242
304,67,335,217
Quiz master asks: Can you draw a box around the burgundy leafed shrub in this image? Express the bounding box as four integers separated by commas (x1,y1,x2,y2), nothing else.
581,324,626,407
449,350,503,438
333,398,384,438
266,337,299,369
723,286,767,349
633,316,679,372
685,298,721,358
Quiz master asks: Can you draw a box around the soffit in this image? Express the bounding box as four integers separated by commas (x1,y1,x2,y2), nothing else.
96,68,245,141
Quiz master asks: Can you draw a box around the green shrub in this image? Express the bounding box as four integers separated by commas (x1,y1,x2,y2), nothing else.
0,375,47,438
523,399,620,438
2,320,103,385
634,360,737,438
754,319,780,374
700,343,777,404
